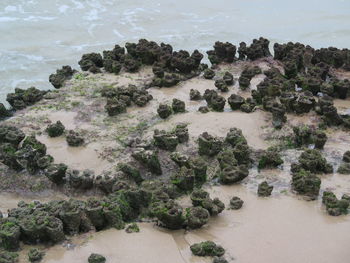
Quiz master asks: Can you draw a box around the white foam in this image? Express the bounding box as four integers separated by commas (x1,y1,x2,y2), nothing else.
23,16,57,22
0,17,19,22
113,29,125,39
59,5,70,14
4,5,18,13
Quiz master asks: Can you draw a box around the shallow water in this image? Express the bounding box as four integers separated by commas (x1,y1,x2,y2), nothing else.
38,185,350,263
1,0,350,103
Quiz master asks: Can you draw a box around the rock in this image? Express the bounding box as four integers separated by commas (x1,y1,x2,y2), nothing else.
170,152,190,168
218,164,249,184
153,129,178,151
0,125,25,147
171,167,195,191
28,248,44,263
46,121,65,137
0,219,21,250
66,130,84,147
7,87,46,110
0,103,11,119
232,142,251,165
293,125,313,147
190,241,225,257
343,151,350,163
157,104,172,119
215,80,228,92
172,98,186,113
223,72,234,85
152,200,185,230
44,163,68,184
0,252,19,263
132,148,162,175
257,181,273,197
174,124,189,143
313,130,327,149
185,206,210,229
204,69,215,79
225,128,247,147
229,196,244,209
105,98,127,116
198,132,223,156
190,157,208,182
190,189,210,206
217,148,238,169
271,102,286,129
190,89,202,100
79,53,103,71
49,65,75,89
337,162,350,174
125,223,140,233
210,95,226,112
207,41,236,64
201,198,225,216
88,253,106,263
228,94,245,110
198,106,210,113
292,169,321,199
322,191,349,216
258,148,284,169
297,149,333,174
118,163,143,185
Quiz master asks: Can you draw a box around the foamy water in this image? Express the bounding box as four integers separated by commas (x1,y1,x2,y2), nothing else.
0,0,350,103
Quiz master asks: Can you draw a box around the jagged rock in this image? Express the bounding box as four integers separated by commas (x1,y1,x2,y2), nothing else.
228,94,245,110
297,149,333,174
46,121,65,137
292,169,321,199
132,148,162,175
44,163,68,184
174,124,189,143
293,125,313,147
172,98,186,113
223,72,234,85
153,129,178,151
215,80,228,92
337,162,350,174
342,151,350,163
171,167,195,191
213,257,228,263
190,89,202,100
185,206,210,229
322,191,350,216
190,157,207,182
198,106,210,113
313,130,327,149
190,241,225,257
229,196,244,209
118,163,143,185
257,181,273,197
198,132,222,156
225,128,247,147
152,200,185,230
203,69,215,79
258,148,283,169
218,164,249,184
66,130,84,147
170,152,190,168
28,248,44,263
49,65,75,89
125,223,140,233
88,253,106,263
105,98,127,116
157,104,172,119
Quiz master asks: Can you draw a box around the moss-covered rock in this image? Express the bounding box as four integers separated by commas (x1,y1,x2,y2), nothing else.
185,206,210,229
153,129,178,151
132,148,162,175
291,169,321,199
229,196,244,210
66,131,84,147
44,163,67,184
190,241,225,257
225,128,247,147
157,104,172,119
190,89,202,100
297,149,333,174
45,121,65,137
88,253,106,263
198,132,223,156
105,98,127,116
152,200,185,230
125,223,140,233
257,181,273,197
258,148,283,169
0,219,20,250
218,164,249,184
28,248,44,263
171,167,195,192
0,251,19,263
203,69,215,79
322,191,349,216
172,99,186,113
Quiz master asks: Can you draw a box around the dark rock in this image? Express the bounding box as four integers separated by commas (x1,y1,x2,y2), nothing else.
66,130,84,147
105,98,127,116
228,94,245,110
292,169,321,199
44,163,67,184
153,129,178,151
28,248,44,263
190,241,225,257
185,206,210,229
223,72,234,85
257,181,273,197
203,69,215,79
258,148,283,169
46,121,65,137
172,98,186,113
198,132,223,156
198,106,209,113
132,148,162,175
218,164,249,184
49,66,75,89
229,196,244,209
157,104,172,119
215,80,228,92
190,89,202,100
88,253,106,263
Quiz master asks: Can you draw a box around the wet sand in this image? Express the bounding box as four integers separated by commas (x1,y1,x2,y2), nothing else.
39,185,350,263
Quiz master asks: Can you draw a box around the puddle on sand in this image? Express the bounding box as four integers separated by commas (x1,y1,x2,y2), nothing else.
40,185,350,263
37,136,113,174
